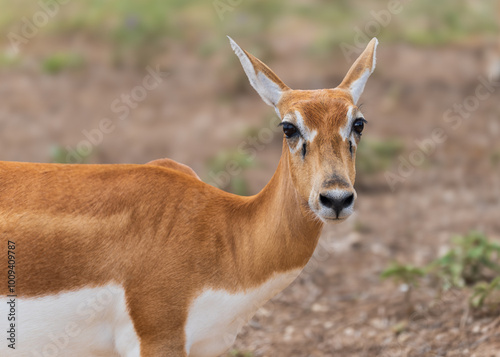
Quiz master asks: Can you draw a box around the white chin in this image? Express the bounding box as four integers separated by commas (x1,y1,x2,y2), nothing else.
324,216,348,223
315,209,354,223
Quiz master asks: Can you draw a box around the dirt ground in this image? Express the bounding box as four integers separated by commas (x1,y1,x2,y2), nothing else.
1,38,499,356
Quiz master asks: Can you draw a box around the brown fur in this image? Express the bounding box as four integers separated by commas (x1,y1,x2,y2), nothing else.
0,39,377,356
147,158,200,179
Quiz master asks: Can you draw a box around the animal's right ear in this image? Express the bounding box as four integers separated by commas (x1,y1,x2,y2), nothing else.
338,38,378,105
228,36,290,111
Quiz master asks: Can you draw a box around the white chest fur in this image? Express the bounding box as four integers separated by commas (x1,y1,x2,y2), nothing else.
184,269,302,357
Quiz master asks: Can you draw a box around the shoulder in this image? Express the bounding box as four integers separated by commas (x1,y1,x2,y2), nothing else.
146,158,200,181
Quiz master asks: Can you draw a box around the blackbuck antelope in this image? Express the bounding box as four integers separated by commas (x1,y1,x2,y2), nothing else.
0,37,378,357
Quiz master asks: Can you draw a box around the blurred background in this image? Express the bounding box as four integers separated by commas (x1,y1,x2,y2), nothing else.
1,0,500,355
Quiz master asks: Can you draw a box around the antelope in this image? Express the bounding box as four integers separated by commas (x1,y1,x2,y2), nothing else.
0,37,378,357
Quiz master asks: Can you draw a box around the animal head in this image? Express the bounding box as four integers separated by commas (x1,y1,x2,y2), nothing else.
229,37,378,222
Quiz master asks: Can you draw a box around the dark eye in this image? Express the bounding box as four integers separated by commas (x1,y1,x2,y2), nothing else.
353,118,366,135
282,122,298,138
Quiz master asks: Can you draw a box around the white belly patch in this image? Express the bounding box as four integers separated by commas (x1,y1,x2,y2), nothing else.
0,285,140,357
185,269,302,357
1,271,301,357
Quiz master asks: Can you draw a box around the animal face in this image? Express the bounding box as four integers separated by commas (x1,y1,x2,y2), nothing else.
277,89,366,222
229,37,378,222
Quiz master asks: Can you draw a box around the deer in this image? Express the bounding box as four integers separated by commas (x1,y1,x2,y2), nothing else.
0,37,378,357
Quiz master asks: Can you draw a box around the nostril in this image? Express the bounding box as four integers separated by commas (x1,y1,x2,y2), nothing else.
342,193,354,208
319,192,355,217
319,194,334,208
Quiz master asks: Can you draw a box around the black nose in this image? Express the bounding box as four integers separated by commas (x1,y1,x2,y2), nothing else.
319,193,354,217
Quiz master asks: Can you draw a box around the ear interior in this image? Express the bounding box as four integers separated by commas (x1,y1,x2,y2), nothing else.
338,38,378,104
228,36,290,108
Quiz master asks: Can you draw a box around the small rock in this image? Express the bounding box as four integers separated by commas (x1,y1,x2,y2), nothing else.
344,327,354,336
312,303,329,312
323,321,334,329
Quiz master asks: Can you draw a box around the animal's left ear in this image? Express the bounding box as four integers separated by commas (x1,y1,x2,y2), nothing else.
228,36,290,110
338,38,378,104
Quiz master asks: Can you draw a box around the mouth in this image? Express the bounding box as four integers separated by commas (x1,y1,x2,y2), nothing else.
308,204,353,223
323,216,348,222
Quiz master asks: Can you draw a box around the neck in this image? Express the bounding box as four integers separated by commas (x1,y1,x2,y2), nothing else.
234,150,324,284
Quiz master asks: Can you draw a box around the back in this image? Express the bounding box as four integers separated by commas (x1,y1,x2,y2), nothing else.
0,161,207,297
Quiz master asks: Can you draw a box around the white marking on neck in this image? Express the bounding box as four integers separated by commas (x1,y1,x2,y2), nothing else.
184,269,302,357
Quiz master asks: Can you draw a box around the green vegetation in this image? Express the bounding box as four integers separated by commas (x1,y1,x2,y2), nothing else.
353,219,371,234
381,231,500,313
470,277,500,309
491,149,500,167
42,52,84,74
205,149,257,196
50,145,91,164
381,263,426,288
381,262,425,309
0,52,21,68
398,0,497,45
430,231,500,289
356,138,404,175
0,0,497,67
229,349,254,357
